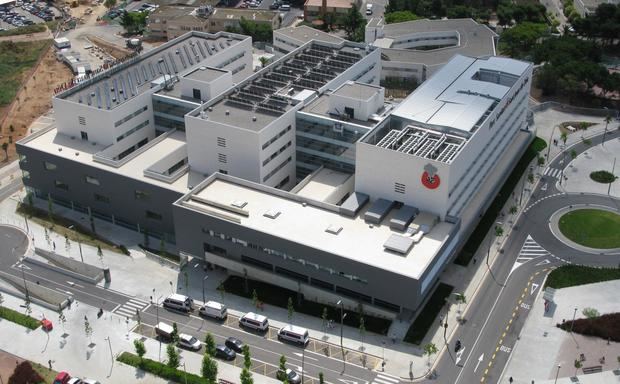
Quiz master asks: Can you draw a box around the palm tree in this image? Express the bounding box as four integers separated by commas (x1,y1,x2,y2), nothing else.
1,142,8,162
258,56,269,68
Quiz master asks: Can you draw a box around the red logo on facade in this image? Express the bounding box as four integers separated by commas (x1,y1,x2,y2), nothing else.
421,164,440,189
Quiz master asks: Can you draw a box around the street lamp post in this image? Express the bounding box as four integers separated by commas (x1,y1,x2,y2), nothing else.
301,346,305,384
104,336,113,362
336,300,346,374
608,157,616,196
16,249,29,299
546,124,558,160
554,364,561,384
181,362,188,384
202,275,209,304
68,225,84,263
570,307,577,333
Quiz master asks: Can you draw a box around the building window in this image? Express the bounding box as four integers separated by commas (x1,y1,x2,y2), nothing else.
54,180,68,191
336,286,372,303
94,193,110,203
80,131,88,140
219,169,228,175
114,106,148,128
78,116,86,126
374,298,400,312
85,175,100,185
192,89,201,100
116,120,150,142
217,137,226,147
275,266,308,282
146,210,162,221
44,162,57,171
218,153,227,164
135,190,150,200
204,242,227,256
241,255,272,271
310,278,334,291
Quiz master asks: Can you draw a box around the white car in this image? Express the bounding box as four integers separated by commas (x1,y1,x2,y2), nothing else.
83,380,101,384
178,333,202,351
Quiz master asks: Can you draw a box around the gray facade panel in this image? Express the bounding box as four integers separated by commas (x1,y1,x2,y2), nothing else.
18,144,182,239
173,203,423,311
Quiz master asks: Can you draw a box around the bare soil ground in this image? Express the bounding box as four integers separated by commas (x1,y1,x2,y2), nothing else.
88,34,131,59
0,46,73,164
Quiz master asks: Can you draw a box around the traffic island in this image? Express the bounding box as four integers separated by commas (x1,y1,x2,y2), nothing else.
557,208,620,249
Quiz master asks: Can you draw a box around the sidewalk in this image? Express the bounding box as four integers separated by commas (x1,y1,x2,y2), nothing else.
562,136,619,198
500,280,620,384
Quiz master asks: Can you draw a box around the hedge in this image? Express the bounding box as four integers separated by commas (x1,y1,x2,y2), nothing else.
590,170,617,184
558,313,620,342
117,352,206,384
544,265,620,289
404,283,454,344
0,306,41,330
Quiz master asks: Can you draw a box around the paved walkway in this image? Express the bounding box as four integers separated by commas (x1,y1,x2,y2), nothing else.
500,280,620,384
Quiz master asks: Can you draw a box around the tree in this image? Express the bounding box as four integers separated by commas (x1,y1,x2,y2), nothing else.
499,22,548,58
217,282,226,303
134,339,146,361
45,228,51,246
259,56,269,68
537,156,545,167
238,18,273,42
58,307,66,331
201,353,218,383
582,137,592,146
24,297,32,317
570,149,577,160
574,359,582,376
243,344,251,369
1,142,8,161
319,372,324,384
120,11,147,35
560,131,568,146
171,322,179,343
455,293,466,314
240,367,253,384
359,316,366,349
8,361,44,384
321,307,328,335
341,4,366,42
287,297,294,324
251,289,259,308
279,355,287,371
603,114,612,145
84,316,93,343
527,172,535,184
384,10,420,24
166,344,180,368
495,225,504,238
97,246,104,266
582,307,600,318
205,332,216,357
64,234,71,253
423,343,438,365
103,0,116,9
509,206,518,216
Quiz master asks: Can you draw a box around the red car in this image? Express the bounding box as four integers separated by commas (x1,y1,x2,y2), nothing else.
53,372,71,384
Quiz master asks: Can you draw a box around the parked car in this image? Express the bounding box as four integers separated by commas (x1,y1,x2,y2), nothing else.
68,378,84,384
82,380,101,384
215,344,236,360
277,368,301,384
53,372,71,384
199,301,227,320
178,333,202,351
224,336,244,353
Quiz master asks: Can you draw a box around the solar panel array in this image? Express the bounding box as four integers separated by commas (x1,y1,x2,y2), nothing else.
221,43,365,115
377,126,466,163
72,37,236,109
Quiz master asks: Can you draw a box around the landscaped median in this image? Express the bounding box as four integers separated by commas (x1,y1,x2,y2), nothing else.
0,305,41,330
117,352,205,384
544,265,620,289
558,209,620,249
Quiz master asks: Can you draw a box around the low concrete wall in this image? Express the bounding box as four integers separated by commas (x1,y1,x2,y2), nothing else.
26,256,101,285
141,247,181,271
0,270,71,310
35,248,103,282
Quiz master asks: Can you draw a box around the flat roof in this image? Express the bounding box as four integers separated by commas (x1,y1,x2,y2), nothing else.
177,176,454,279
304,0,353,7
149,5,196,17
333,82,382,100
295,168,352,202
391,54,530,133
56,31,247,110
193,40,375,132
20,125,192,193
184,66,227,82
274,26,345,45
211,8,277,21
378,18,496,67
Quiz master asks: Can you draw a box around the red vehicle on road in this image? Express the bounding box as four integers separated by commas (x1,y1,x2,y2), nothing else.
53,372,71,384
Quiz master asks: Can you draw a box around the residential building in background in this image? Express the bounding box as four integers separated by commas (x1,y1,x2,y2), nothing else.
303,0,359,22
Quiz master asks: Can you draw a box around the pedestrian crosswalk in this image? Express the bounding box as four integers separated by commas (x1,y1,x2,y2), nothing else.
113,297,150,318
516,235,550,264
544,168,562,179
372,373,400,384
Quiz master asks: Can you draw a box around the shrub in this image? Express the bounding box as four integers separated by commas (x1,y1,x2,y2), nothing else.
545,265,620,289
404,283,454,344
0,306,41,330
8,361,44,384
590,170,617,184
558,312,620,342
117,352,205,384
119,244,130,255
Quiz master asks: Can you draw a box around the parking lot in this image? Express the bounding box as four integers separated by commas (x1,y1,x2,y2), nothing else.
0,0,62,31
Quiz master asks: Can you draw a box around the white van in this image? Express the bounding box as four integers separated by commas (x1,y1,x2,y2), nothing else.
366,3,373,15
163,294,193,312
277,324,309,346
199,301,228,320
239,312,269,332
155,322,174,341
279,4,290,11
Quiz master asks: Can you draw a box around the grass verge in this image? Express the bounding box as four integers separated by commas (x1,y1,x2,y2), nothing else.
117,352,205,384
403,283,453,345
222,275,392,335
17,202,127,254
0,40,51,106
558,209,620,249
31,360,59,383
558,312,620,342
0,24,46,37
0,306,41,330
455,137,547,265
544,265,620,289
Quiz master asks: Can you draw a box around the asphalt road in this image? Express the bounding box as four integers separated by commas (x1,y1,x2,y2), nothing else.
426,128,620,384
0,224,391,384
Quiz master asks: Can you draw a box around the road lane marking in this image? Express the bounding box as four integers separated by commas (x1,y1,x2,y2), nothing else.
473,354,484,373
530,283,539,295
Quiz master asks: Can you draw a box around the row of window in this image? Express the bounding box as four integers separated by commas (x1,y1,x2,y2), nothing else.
262,141,292,167
262,125,291,150
382,66,419,73
114,105,148,128
116,120,150,142
263,156,291,182
202,228,368,284
216,52,245,70
393,35,456,46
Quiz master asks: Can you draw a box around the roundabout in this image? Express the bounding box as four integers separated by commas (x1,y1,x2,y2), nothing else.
557,207,620,249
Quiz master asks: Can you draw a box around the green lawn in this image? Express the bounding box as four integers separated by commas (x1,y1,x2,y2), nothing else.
545,265,620,289
558,209,620,249
117,352,205,384
0,40,51,106
0,306,41,330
